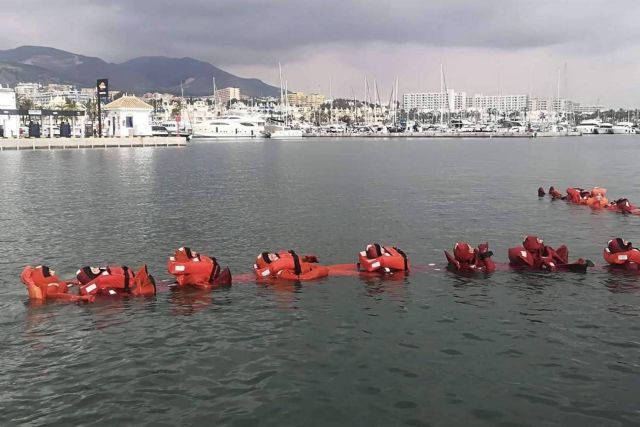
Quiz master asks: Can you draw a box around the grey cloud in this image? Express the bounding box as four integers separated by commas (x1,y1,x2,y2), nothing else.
3,0,640,65
2,0,640,105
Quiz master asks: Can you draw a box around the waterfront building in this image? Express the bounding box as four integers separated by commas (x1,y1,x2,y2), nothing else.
470,94,529,113
403,90,466,113
104,95,153,137
287,92,326,109
573,104,605,114
0,85,19,138
215,87,241,105
15,82,94,108
15,82,42,96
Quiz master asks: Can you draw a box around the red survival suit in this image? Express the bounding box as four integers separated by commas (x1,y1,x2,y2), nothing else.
603,238,640,271
508,235,589,272
445,242,496,273
20,265,94,303
254,250,329,281
77,265,156,297
606,198,639,214
358,243,410,274
167,247,232,290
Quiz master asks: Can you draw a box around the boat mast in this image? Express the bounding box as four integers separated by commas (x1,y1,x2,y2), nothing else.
556,66,561,123
373,79,378,123
440,64,444,126
278,62,284,124
395,76,399,126
329,76,332,124
352,87,357,127
212,77,218,114
363,76,368,126
285,79,289,127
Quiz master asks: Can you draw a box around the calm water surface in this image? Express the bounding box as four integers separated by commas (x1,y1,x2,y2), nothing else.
1,136,639,426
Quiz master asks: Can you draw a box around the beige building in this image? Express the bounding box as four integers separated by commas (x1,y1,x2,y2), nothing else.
215,87,240,104
287,92,326,109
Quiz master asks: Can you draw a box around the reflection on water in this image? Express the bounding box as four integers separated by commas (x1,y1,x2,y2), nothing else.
1,137,640,426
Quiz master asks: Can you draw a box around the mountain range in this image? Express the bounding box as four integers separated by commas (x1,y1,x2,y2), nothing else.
0,46,280,98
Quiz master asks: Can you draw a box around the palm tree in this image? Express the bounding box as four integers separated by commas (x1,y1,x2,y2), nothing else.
17,95,35,111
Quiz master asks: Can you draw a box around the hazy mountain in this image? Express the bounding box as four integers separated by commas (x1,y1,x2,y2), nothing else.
0,46,280,97
0,61,68,87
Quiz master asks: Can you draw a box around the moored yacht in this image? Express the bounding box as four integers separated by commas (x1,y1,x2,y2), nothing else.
612,121,636,134
576,119,600,134
191,114,266,139
263,123,303,139
597,122,614,134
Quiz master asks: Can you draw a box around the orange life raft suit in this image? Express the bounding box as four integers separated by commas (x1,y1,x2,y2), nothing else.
603,238,640,271
20,265,94,303
508,235,589,272
254,250,329,281
445,242,496,273
566,187,590,204
167,247,232,290
77,265,156,297
358,244,409,273
586,187,608,208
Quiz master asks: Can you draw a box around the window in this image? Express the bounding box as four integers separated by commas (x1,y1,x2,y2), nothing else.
126,116,133,128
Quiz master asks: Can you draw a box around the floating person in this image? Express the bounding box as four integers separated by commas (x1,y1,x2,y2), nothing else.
254,250,329,281
538,187,546,197
548,186,566,200
508,235,592,272
167,247,231,290
20,265,94,303
77,265,156,297
444,242,495,273
603,238,640,271
357,243,410,274
566,187,591,204
586,187,608,209
606,198,640,215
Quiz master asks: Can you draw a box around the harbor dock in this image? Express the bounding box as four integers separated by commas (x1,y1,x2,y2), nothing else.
0,136,187,150
302,131,584,138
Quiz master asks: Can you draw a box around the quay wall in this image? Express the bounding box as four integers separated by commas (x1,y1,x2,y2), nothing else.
0,137,187,150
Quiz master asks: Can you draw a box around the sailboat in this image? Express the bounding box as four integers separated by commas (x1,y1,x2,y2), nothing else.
264,63,303,139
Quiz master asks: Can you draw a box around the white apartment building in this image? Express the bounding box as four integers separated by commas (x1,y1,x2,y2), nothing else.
403,89,466,113
573,104,604,114
469,94,529,112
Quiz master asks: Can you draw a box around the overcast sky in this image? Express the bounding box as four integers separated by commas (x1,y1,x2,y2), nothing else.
3,0,640,106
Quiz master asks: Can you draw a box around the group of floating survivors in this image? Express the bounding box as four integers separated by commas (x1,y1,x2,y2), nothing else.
538,186,640,215
20,237,640,304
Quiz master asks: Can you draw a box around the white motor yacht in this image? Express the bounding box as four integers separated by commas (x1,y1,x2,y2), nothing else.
264,124,303,139
597,122,614,134
576,119,600,134
612,122,636,134
191,114,266,139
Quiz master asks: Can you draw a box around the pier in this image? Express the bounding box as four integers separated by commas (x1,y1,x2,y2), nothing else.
0,136,187,150
302,131,584,138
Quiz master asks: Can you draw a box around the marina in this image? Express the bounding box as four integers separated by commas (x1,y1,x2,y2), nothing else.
3,1,640,425
1,135,639,426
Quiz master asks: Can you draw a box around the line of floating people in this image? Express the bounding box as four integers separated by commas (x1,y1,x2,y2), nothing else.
20,237,640,303
538,186,640,214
